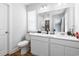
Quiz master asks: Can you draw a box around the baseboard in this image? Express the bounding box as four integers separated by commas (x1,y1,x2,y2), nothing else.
8,47,20,55
0,51,8,56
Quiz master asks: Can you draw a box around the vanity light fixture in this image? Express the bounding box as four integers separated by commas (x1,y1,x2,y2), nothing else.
40,4,47,10
57,3,67,6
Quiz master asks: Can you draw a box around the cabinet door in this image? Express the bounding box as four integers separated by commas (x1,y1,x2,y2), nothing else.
65,47,79,56
31,39,48,56
50,43,65,56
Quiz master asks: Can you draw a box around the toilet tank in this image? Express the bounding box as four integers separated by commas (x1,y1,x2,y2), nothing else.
25,33,31,41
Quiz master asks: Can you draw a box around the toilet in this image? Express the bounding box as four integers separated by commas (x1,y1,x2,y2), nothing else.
17,33,30,55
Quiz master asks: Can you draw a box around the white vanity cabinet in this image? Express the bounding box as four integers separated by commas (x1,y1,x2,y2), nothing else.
30,33,79,56
31,36,49,56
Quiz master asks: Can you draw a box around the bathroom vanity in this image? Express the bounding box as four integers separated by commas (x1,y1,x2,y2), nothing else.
30,33,79,56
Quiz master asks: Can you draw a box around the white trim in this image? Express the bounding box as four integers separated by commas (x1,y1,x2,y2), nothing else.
8,47,19,55
0,51,8,56
8,4,13,54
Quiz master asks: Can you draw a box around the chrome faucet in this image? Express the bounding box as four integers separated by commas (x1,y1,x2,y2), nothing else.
53,29,55,34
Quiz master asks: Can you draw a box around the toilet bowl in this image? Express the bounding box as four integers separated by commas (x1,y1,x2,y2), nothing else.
18,40,29,48
17,34,30,55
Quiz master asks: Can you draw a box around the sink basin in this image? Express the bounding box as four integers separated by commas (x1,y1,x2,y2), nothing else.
41,31,47,34
54,32,66,35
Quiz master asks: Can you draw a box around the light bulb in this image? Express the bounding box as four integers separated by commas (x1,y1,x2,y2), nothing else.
40,4,47,10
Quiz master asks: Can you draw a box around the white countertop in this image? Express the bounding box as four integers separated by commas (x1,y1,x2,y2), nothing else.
29,33,79,42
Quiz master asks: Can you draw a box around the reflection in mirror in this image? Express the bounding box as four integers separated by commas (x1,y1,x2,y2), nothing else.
45,20,50,34
53,13,65,32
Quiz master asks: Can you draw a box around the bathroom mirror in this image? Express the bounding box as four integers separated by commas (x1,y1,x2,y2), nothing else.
37,7,75,34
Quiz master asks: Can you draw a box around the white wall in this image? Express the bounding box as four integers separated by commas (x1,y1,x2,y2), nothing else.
9,4,27,52
74,4,79,32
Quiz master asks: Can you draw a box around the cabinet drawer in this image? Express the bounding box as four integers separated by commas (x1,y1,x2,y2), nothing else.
64,41,79,48
50,38,79,48
31,36,49,41
50,38,65,45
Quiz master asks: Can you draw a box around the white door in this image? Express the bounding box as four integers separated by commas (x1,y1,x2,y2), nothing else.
0,4,9,55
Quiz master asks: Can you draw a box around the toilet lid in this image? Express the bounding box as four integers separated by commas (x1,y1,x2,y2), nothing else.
18,40,29,47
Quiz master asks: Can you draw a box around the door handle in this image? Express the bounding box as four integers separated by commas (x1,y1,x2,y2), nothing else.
5,31,9,34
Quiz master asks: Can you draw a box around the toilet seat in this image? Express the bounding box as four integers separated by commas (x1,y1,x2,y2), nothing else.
18,40,29,48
